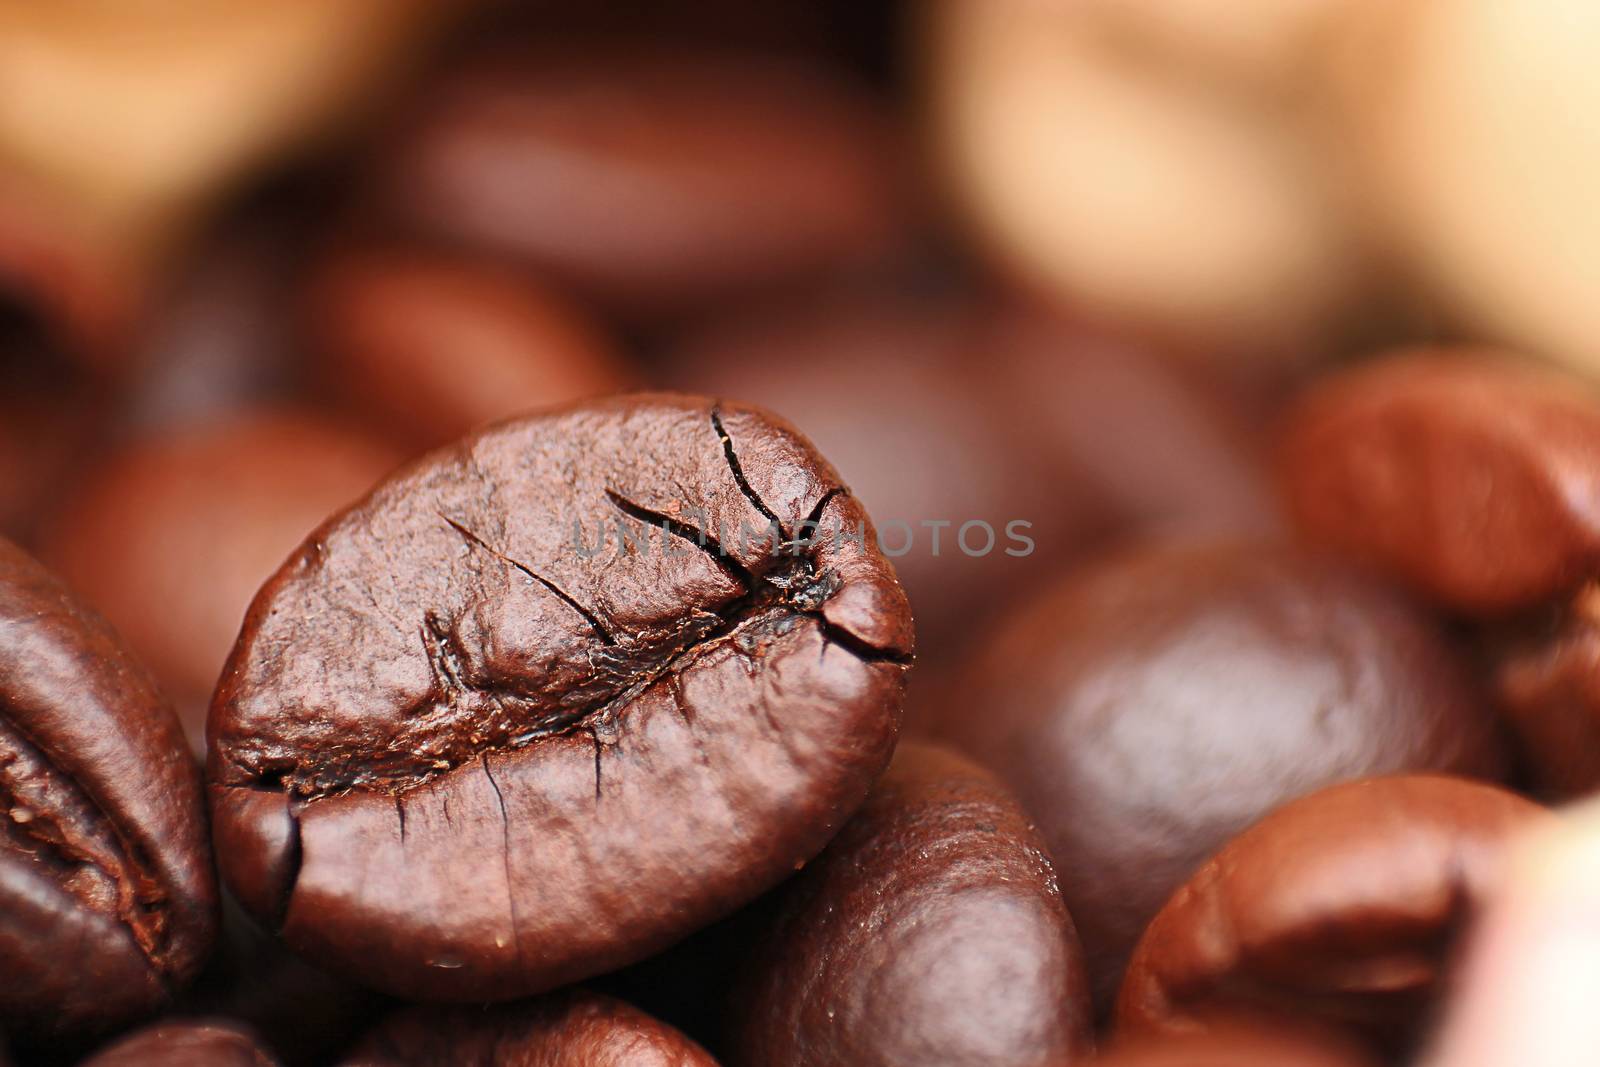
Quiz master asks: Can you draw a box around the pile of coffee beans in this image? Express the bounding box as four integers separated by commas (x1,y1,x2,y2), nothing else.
3,2,1599,1065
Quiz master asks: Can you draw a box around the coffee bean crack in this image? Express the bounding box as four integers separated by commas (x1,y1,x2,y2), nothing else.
228,412,907,808
0,707,174,984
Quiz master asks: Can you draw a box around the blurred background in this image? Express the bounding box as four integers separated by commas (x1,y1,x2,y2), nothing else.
1,0,1591,748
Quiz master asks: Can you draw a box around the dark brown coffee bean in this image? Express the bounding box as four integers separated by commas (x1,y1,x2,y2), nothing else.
120,211,308,434
1278,349,1600,616
667,293,1275,661
306,242,635,449
342,991,716,1066
370,46,908,319
1116,775,1545,1054
1093,1021,1379,1067
0,538,215,1038
208,395,913,1000
43,409,403,745
80,1020,280,1067
926,539,1508,1011
729,740,1093,1067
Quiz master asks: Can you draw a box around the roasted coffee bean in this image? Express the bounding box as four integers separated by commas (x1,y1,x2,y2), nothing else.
306,242,634,449
341,991,716,1066
43,409,404,745
370,46,908,319
1342,0,1600,372
923,0,1370,360
0,538,215,1038
1278,349,1600,617
730,740,1093,1067
927,539,1507,1010
208,395,913,1000
119,210,309,434
1116,775,1545,1054
667,292,1274,663
1093,1021,1380,1067
80,1020,280,1067
1277,350,1600,798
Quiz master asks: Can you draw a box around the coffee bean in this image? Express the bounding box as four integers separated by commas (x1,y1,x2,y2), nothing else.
370,45,909,319
1116,774,1545,1054
43,409,404,745
341,991,715,1066
119,211,309,434
80,1020,279,1067
207,395,913,1000
306,242,635,449
0,538,215,1038
1342,0,1600,369
729,740,1093,1067
1278,349,1600,617
923,0,1370,359
1278,350,1600,800
927,539,1508,1011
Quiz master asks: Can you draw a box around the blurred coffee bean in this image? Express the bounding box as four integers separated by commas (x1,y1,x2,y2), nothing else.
306,242,635,448
118,193,326,434
341,992,717,1066
369,45,910,320
927,539,1508,1012
924,0,1372,360
730,740,1094,1067
0,2,470,273
666,292,1276,659
80,1020,279,1067
1117,775,1545,1055
1094,1021,1380,1067
41,409,403,743
1278,349,1600,618
1342,0,1600,372
1280,350,1600,800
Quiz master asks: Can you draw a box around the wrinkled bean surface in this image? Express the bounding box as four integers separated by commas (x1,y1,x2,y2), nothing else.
0,538,215,1038
208,395,913,1000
